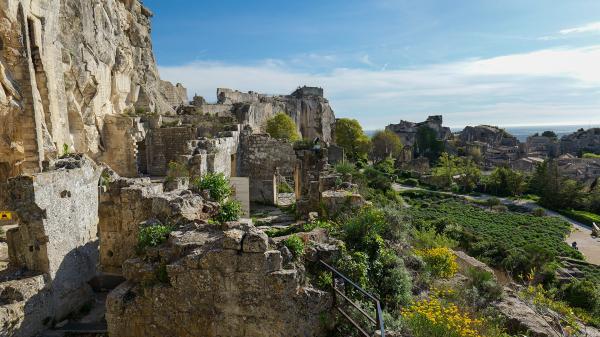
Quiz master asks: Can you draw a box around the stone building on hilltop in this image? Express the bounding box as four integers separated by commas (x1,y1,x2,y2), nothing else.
386,115,452,148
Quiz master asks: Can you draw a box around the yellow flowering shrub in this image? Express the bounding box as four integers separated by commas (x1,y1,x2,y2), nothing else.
401,297,483,337
416,247,458,278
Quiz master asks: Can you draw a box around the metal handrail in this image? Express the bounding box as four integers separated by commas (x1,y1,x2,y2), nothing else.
320,260,385,337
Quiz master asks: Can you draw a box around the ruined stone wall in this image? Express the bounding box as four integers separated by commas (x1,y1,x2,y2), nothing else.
217,88,260,105
214,87,336,143
160,80,188,107
106,222,332,337
239,133,296,204
99,115,145,177
2,155,101,332
0,0,175,181
145,126,196,176
99,176,218,275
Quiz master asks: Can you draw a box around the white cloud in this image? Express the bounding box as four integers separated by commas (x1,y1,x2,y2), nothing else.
560,22,600,35
158,46,600,129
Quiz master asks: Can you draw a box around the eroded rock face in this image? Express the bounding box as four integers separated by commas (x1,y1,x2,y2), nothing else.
561,128,600,155
459,125,518,147
106,221,332,337
0,0,178,181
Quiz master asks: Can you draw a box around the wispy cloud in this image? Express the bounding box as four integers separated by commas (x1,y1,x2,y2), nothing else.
560,21,600,35
159,46,600,128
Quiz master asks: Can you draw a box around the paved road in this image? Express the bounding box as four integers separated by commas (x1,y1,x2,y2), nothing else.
393,184,600,265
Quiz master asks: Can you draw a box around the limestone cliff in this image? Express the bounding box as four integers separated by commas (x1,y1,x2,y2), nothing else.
0,0,180,181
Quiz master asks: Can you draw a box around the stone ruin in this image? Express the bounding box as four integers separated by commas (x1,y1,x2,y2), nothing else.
0,0,368,336
106,222,332,337
0,155,102,336
386,115,452,149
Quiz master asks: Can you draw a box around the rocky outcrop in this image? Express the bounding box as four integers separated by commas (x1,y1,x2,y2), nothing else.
0,0,179,181
561,128,600,155
459,125,518,147
106,221,332,337
495,288,561,337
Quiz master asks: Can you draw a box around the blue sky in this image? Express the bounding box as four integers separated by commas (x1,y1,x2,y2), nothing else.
145,0,600,129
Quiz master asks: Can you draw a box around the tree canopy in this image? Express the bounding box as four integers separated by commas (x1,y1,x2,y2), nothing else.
265,112,300,141
416,126,444,163
371,130,403,163
334,118,371,162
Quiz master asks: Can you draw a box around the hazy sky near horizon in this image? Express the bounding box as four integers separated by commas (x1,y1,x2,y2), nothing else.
145,0,600,129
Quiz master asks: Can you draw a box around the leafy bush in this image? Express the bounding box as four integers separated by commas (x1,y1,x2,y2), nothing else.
415,247,458,279
371,250,412,310
465,267,503,304
562,280,600,312
342,207,387,256
194,172,232,202
315,271,333,290
334,162,356,176
533,208,546,217
335,249,369,289
412,228,458,250
214,200,242,223
138,223,172,251
283,234,305,260
265,112,300,141
334,118,371,162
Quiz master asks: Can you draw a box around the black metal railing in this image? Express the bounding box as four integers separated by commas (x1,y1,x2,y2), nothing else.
320,260,385,337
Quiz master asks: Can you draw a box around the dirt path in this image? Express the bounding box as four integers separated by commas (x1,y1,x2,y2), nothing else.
393,184,600,265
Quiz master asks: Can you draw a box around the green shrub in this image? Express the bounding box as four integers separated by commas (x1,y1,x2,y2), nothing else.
138,223,173,251
336,249,369,289
315,271,333,290
465,267,503,304
334,162,356,176
265,112,300,141
194,172,232,202
283,235,305,259
342,207,387,257
533,208,546,217
562,280,600,312
412,228,458,250
371,249,412,310
214,200,242,223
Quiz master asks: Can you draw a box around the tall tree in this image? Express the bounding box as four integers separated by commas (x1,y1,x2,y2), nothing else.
334,118,371,162
416,126,444,163
266,112,300,141
371,130,403,163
